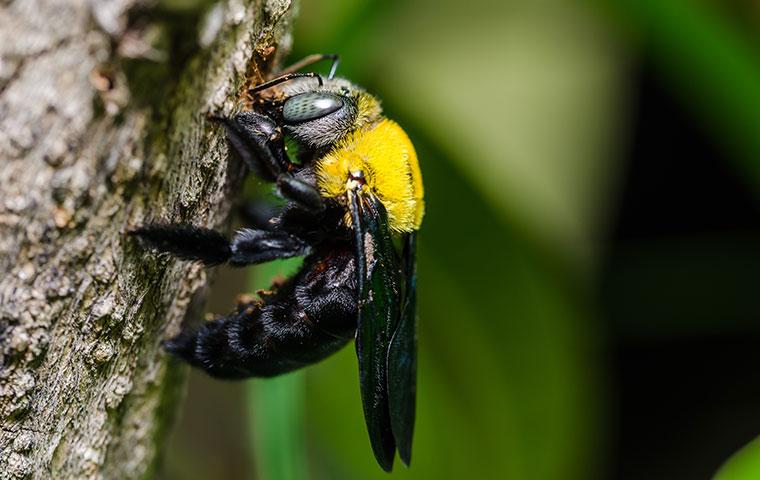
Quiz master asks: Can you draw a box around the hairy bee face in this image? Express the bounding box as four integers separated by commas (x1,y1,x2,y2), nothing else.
281,91,356,148
275,78,424,232
278,78,382,149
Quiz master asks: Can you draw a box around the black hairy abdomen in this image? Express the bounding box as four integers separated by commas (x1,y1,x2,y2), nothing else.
165,243,358,379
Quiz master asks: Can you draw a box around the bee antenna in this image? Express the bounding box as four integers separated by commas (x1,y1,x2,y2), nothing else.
277,53,340,79
326,54,340,80
249,72,324,95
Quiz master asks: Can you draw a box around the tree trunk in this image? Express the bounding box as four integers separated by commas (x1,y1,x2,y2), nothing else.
0,0,294,478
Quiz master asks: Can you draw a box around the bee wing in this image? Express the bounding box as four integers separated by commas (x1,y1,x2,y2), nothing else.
387,232,417,466
349,192,400,472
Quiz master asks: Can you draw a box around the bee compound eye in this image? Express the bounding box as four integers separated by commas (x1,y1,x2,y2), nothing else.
282,92,344,123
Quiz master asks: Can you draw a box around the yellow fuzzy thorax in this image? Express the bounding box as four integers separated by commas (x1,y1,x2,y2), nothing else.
316,119,425,233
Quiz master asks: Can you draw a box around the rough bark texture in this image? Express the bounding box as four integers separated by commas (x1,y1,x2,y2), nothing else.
0,0,295,478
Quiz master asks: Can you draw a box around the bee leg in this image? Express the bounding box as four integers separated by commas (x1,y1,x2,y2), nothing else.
129,224,309,266
239,200,327,245
219,112,324,212
217,111,288,181
227,228,310,266
276,174,325,212
129,225,232,265
239,200,281,231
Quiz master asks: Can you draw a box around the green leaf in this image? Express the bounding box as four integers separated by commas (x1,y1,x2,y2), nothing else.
714,436,760,480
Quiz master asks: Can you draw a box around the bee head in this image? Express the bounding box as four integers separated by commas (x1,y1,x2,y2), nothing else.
278,78,383,149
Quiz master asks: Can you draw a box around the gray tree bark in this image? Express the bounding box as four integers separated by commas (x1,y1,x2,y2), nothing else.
0,0,295,478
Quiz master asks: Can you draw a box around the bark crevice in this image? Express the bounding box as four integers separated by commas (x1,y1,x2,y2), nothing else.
0,1,295,478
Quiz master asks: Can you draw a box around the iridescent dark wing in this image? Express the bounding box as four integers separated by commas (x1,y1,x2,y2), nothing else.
387,232,418,465
349,192,400,472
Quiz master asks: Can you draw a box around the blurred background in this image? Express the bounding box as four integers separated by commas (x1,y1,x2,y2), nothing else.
160,0,760,479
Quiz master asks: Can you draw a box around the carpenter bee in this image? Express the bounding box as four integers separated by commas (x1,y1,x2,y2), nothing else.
131,54,423,471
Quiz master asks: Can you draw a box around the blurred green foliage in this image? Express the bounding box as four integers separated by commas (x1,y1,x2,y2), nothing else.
600,0,760,196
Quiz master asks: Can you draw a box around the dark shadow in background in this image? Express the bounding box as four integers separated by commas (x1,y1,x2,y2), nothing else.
602,60,760,480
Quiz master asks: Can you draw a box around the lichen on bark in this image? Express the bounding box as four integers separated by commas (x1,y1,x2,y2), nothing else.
0,0,295,478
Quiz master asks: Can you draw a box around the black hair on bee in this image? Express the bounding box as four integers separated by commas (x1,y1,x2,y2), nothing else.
130,53,424,472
